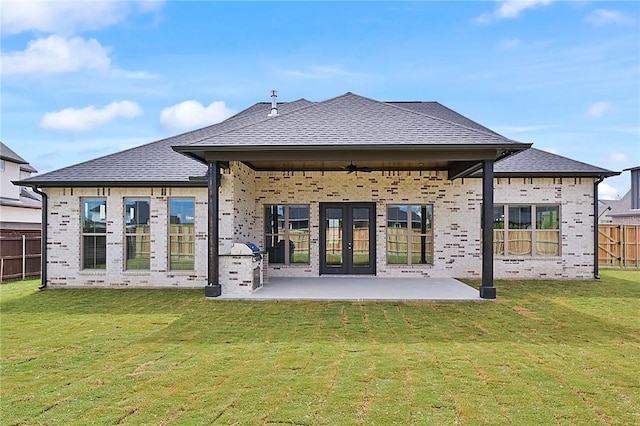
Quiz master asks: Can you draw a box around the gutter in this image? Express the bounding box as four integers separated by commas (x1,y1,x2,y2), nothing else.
593,176,605,280
31,186,48,290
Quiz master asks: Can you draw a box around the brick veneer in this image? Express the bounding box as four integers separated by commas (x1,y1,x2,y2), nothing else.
42,163,596,289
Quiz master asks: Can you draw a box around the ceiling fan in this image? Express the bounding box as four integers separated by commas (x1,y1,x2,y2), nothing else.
343,162,372,174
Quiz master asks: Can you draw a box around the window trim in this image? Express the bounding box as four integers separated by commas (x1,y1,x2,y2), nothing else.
168,197,196,271
264,204,310,265
124,198,151,271
386,204,434,266
81,197,107,270
493,204,561,257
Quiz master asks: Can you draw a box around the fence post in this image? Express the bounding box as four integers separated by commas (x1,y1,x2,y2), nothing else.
23,234,26,280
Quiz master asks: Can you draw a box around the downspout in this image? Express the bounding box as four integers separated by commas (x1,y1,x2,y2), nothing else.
31,186,48,289
593,176,605,280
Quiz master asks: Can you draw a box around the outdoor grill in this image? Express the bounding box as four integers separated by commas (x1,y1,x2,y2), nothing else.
231,242,263,262
219,242,263,292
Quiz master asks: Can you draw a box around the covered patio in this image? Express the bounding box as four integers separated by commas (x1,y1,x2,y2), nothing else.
217,277,483,301
175,93,532,300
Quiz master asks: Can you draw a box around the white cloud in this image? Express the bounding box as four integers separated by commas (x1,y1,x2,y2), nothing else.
598,181,620,200
0,1,164,36
587,102,612,118
1,35,110,75
475,0,553,24
585,9,635,26
40,101,143,132
160,100,236,132
608,151,629,163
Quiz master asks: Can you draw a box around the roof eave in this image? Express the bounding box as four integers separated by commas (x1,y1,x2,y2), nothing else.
174,142,532,164
15,179,209,188
493,171,621,178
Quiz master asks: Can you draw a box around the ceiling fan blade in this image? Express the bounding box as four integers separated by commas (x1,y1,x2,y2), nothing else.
343,162,371,173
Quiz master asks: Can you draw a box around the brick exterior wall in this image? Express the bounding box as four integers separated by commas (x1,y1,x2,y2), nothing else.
250,165,597,280
42,164,597,290
44,187,210,288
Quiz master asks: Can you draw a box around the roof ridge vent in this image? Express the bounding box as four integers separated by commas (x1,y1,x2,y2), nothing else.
267,90,278,117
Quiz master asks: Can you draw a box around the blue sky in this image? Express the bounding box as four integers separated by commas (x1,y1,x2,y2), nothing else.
1,0,638,198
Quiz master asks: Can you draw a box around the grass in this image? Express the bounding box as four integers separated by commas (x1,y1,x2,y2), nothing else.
1,270,639,425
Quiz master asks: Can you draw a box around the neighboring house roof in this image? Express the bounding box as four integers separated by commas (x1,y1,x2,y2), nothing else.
1,141,38,173
1,141,28,163
598,200,614,223
0,188,42,209
605,191,636,217
18,92,616,187
601,165,640,222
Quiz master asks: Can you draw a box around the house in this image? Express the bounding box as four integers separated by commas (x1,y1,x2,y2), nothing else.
600,166,640,225
18,92,618,298
1,142,41,231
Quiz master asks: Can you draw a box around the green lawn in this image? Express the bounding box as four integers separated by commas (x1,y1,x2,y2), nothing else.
1,270,639,425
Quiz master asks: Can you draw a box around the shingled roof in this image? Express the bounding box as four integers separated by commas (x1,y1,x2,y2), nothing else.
183,92,521,149
1,142,37,173
493,148,618,177
18,92,616,187
19,99,313,187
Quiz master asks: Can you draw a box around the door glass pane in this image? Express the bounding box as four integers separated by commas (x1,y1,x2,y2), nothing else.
352,208,370,267
325,208,343,267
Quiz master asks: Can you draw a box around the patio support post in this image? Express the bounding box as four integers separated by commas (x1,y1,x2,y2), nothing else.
480,159,496,299
205,161,222,297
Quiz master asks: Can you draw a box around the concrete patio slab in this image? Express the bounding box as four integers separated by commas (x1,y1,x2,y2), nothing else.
218,276,484,301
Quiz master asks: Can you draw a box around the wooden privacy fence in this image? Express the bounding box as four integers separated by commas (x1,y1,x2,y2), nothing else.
0,230,41,282
598,224,639,268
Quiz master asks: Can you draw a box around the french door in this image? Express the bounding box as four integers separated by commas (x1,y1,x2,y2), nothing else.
320,203,376,275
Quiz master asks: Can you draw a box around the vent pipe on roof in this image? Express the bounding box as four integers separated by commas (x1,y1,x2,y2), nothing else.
268,90,278,117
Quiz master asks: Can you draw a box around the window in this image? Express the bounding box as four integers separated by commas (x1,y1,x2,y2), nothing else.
82,198,107,269
493,205,560,256
387,204,433,265
0,159,5,170
264,205,310,264
169,198,195,270
535,206,560,256
125,198,150,270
